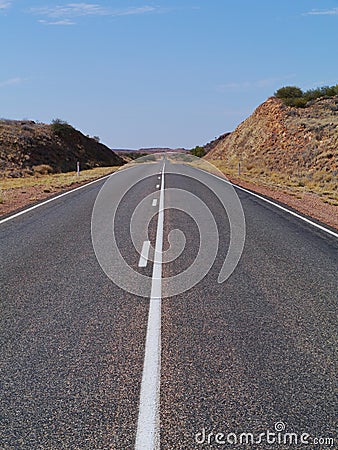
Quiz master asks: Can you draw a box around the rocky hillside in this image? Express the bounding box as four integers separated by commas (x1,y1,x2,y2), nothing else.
205,96,338,174
0,119,124,176
203,132,231,155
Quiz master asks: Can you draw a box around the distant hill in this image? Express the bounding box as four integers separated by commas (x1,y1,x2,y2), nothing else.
205,96,338,174
115,147,187,154
0,119,124,176
115,147,188,161
137,147,187,153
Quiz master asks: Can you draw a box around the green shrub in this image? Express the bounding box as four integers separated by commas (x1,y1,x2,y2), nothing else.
51,118,74,136
190,146,206,157
275,86,303,99
283,97,308,108
304,88,324,102
274,83,338,108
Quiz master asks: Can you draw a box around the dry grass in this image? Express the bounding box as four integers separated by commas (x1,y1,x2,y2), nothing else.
167,153,338,205
0,166,119,191
33,164,54,175
207,160,338,206
0,167,120,214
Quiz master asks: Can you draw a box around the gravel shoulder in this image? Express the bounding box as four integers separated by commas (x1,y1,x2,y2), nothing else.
223,173,337,231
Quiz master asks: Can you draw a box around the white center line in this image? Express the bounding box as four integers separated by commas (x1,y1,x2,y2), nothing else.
138,240,151,267
135,162,165,450
152,199,158,207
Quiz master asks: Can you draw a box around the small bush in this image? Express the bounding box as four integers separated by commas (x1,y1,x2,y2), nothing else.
275,86,303,99
33,164,54,175
303,88,323,102
51,118,74,136
283,97,308,108
190,146,206,157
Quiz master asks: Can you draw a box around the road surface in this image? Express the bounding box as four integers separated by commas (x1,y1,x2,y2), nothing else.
1,159,337,449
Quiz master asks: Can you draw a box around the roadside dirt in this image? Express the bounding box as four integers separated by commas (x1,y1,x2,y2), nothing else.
0,180,93,218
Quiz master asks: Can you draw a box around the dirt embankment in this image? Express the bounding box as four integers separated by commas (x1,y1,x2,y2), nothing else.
0,119,124,177
0,119,126,217
205,96,338,173
205,96,338,230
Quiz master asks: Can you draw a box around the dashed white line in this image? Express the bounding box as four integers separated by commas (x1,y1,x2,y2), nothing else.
156,184,160,189
135,162,165,450
138,240,151,267
152,199,158,207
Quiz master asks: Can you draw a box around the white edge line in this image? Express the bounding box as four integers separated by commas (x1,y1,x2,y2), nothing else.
138,240,151,268
135,161,165,450
193,166,338,239
0,173,114,225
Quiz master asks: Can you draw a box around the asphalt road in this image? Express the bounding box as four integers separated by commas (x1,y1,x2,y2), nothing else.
1,159,337,449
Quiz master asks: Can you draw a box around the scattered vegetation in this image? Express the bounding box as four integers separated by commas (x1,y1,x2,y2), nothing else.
1,166,119,190
0,118,124,174
0,166,121,215
275,84,338,107
209,159,338,206
117,152,150,161
131,154,158,163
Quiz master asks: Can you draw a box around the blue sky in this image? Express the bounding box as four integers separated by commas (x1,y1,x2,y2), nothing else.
1,1,337,149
